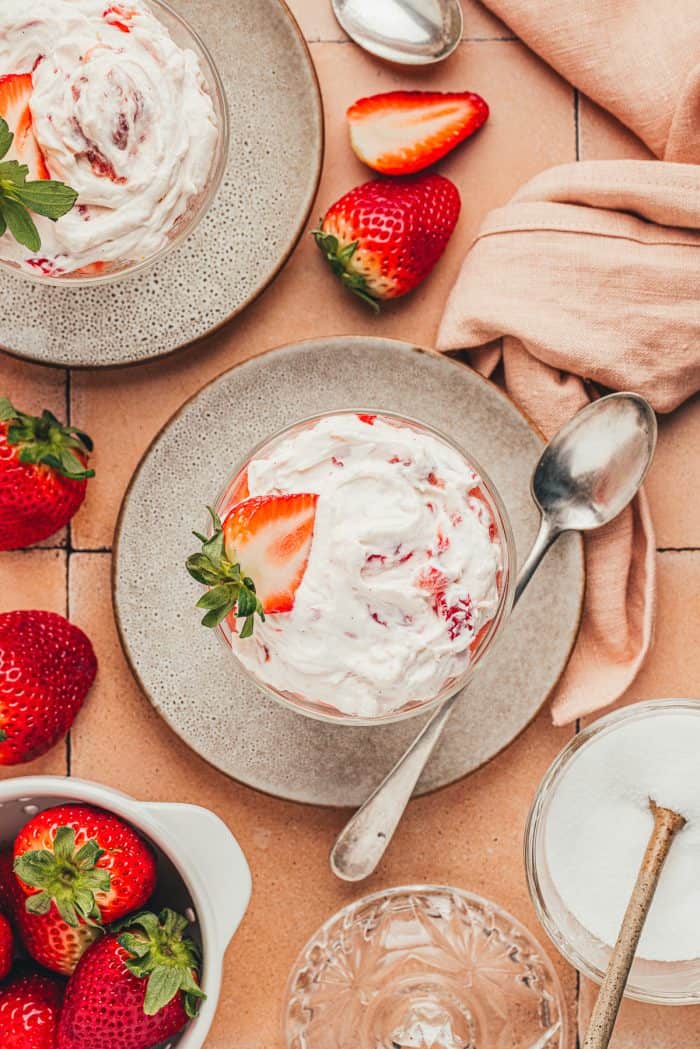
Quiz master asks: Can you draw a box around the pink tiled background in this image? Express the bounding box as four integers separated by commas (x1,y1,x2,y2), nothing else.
1,1,698,1045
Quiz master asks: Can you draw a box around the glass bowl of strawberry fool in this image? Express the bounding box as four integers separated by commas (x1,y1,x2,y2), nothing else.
187,410,516,725
0,0,228,285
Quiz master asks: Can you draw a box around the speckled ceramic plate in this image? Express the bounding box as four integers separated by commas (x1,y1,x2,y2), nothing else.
0,0,322,368
114,338,584,806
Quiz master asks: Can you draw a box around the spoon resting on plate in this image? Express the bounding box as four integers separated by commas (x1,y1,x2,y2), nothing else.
330,392,658,882
331,0,463,65
582,800,686,1049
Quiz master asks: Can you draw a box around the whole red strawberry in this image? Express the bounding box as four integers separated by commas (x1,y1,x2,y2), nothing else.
13,804,156,975
313,173,460,309
57,910,205,1049
1,846,101,977
0,972,64,1049
0,610,97,765
0,397,94,550
0,911,12,979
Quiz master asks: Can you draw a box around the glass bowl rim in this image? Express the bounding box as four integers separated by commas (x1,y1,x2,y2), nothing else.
0,0,230,288
211,407,516,726
524,697,700,1005
282,882,569,1049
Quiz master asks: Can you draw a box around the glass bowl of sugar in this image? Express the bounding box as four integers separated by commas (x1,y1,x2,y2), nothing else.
525,699,700,1005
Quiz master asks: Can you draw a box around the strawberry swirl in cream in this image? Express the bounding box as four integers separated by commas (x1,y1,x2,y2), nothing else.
226,413,505,719
0,0,219,276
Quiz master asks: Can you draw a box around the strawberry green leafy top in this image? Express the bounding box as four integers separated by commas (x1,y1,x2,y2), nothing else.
14,826,109,928
186,507,265,637
0,397,94,480
0,116,78,252
117,909,206,1018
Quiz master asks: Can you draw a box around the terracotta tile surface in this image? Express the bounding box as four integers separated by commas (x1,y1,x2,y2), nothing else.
69,553,577,1047
579,978,700,1047
579,95,654,161
0,549,68,779
71,37,575,549
0,4,697,1047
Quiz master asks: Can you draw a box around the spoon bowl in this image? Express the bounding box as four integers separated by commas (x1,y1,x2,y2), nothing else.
533,393,658,533
331,0,463,65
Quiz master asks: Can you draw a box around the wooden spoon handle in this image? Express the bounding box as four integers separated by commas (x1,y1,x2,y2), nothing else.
582,803,686,1049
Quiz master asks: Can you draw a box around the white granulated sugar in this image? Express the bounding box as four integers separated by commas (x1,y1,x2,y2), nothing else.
545,710,700,962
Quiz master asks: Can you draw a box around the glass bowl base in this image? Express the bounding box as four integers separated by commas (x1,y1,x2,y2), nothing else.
284,887,567,1049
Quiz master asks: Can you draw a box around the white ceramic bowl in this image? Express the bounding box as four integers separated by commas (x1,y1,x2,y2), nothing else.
0,776,252,1047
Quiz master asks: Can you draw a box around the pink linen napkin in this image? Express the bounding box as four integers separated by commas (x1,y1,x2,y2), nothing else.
437,3,700,725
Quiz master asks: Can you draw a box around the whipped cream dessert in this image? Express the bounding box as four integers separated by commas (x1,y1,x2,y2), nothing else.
225,413,505,719
0,0,219,275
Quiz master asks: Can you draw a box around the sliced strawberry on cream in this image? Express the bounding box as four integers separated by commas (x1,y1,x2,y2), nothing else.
223,493,318,614
0,73,49,179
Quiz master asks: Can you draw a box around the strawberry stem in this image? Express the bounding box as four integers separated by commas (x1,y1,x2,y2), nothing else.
186,507,265,637
14,826,110,928
0,397,94,480
311,229,381,312
116,908,205,1018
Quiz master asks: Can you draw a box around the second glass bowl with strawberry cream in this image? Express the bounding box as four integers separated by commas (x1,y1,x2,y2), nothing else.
0,0,228,284
209,410,515,724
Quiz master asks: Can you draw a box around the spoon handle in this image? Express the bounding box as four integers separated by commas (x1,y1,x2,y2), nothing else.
330,513,559,883
330,690,460,881
582,803,686,1049
514,515,559,605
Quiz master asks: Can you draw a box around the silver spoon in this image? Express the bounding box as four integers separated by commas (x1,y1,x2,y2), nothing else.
331,392,658,882
331,0,463,65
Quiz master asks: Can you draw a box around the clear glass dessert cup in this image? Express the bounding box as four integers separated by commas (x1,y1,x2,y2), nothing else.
283,885,568,1049
525,698,700,1005
212,409,515,727
0,0,229,287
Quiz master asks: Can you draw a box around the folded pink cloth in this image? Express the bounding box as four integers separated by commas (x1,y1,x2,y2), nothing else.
437,3,700,724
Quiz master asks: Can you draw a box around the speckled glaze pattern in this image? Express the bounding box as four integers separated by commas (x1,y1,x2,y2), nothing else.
113,338,584,806
0,0,323,368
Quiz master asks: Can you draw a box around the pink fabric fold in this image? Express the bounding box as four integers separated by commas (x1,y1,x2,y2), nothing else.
437,3,700,724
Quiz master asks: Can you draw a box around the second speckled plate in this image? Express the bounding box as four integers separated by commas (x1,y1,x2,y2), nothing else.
0,0,322,368
114,338,584,806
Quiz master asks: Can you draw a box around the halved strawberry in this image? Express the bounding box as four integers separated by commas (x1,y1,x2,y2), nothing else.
0,74,49,180
223,494,318,614
347,90,489,176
